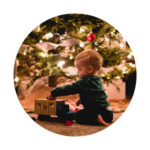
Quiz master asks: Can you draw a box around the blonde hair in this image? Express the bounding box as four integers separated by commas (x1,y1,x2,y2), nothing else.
75,49,103,71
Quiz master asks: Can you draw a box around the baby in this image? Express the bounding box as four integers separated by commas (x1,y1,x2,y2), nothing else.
48,49,113,126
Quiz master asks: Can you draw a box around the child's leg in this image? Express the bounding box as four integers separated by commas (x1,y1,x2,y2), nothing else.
97,114,108,126
98,108,113,125
75,109,108,125
75,109,89,124
75,109,98,125
75,106,113,125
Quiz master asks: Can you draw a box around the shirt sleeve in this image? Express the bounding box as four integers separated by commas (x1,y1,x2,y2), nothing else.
51,79,83,97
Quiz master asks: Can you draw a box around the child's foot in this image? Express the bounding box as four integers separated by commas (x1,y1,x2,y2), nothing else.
97,114,108,126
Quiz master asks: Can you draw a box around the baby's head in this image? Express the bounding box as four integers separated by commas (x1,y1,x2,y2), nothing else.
75,49,103,78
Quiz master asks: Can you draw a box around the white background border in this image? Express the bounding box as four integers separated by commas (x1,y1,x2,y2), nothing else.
0,0,150,150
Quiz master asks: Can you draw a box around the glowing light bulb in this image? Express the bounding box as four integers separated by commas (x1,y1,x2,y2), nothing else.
105,37,109,41
120,43,124,48
37,26,40,32
127,55,131,59
23,51,27,55
95,42,98,46
39,40,43,43
43,32,53,39
47,32,53,38
79,43,85,47
127,51,133,59
41,53,46,57
116,76,121,79
57,61,65,68
34,26,40,32
14,76,19,82
60,36,64,40
122,69,126,74
69,56,73,59
129,63,135,67
101,74,105,77
16,59,19,66
111,32,114,35
79,28,85,33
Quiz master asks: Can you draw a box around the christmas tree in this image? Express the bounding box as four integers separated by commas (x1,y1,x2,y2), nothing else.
14,14,136,94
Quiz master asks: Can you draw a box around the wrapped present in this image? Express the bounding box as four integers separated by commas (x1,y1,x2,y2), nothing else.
34,99,65,117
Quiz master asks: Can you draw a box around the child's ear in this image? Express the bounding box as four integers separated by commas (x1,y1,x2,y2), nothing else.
88,66,94,73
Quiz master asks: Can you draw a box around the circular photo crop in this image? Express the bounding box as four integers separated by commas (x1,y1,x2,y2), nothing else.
14,13,136,136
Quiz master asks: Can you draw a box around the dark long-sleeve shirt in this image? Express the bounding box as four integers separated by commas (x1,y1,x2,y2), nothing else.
51,75,110,108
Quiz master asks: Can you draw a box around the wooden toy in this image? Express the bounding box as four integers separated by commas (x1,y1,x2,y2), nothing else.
34,99,75,125
34,99,65,118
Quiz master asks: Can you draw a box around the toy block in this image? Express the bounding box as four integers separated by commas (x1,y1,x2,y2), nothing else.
58,107,75,123
34,99,65,117
65,120,72,126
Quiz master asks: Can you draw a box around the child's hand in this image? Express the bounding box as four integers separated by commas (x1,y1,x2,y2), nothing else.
76,99,80,106
47,93,56,100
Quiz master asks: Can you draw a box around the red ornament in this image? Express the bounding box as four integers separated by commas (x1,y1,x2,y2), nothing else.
86,33,95,42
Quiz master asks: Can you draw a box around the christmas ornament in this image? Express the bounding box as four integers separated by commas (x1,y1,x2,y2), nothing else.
86,33,95,42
